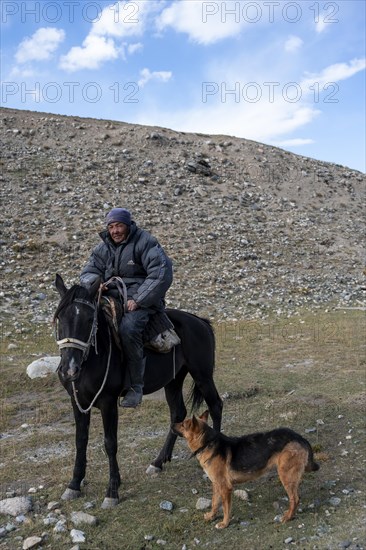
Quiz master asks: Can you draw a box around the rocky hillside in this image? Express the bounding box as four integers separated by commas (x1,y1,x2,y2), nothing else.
1,107,365,323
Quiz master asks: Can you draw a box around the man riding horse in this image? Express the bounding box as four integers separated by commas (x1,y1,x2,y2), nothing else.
80,208,173,408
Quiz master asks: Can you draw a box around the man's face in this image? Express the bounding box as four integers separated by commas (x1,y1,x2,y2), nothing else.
108,222,129,244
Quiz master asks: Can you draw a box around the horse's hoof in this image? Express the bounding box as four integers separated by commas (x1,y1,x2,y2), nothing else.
146,464,162,475
101,497,119,509
61,488,81,500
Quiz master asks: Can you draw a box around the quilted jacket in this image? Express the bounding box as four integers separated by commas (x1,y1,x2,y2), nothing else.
80,222,173,310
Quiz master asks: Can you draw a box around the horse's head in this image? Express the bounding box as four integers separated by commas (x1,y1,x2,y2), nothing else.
54,274,100,382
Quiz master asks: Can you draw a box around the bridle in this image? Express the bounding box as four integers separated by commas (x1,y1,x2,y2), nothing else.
55,294,112,414
56,298,99,361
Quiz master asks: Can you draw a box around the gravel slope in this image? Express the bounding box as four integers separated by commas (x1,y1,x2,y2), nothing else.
1,107,365,322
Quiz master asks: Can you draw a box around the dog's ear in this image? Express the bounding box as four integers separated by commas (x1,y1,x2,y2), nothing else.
191,415,199,428
199,410,210,423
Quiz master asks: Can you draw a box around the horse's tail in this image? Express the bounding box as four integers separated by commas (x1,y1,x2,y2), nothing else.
188,382,205,412
187,315,216,413
199,316,216,370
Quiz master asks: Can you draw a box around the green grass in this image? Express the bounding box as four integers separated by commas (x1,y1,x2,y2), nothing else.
0,310,365,549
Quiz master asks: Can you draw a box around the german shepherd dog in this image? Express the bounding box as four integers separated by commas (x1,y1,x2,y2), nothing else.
173,411,319,529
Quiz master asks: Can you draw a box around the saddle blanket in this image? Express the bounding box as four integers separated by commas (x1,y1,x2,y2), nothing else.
101,297,180,353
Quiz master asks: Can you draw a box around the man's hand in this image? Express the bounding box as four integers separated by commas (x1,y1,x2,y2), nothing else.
127,299,139,311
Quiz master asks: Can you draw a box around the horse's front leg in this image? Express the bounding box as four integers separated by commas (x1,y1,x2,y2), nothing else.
147,370,187,474
61,400,91,501
100,399,121,508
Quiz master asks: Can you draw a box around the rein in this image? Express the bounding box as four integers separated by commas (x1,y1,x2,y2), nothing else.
103,276,128,313
72,325,113,414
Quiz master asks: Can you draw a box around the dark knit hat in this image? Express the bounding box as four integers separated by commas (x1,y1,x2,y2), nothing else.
106,208,131,226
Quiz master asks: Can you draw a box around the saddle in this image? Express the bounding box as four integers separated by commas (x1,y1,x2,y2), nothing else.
100,296,180,353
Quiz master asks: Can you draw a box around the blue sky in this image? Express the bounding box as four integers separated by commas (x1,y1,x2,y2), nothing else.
1,0,365,171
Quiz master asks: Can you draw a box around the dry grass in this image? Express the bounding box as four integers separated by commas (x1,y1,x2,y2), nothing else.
0,309,365,549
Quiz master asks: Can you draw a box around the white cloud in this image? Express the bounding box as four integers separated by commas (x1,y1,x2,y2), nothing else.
15,28,65,64
9,66,36,78
315,4,341,33
59,35,118,72
91,0,153,38
138,68,172,88
135,57,365,146
315,18,326,33
301,58,366,90
284,35,303,53
59,1,160,71
127,42,143,55
315,12,331,34
274,138,315,147
157,0,247,45
136,93,320,143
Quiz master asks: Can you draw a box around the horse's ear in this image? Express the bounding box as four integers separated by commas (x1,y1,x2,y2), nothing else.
55,274,67,297
88,277,101,300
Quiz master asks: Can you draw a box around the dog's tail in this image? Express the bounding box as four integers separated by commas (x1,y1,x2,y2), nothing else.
305,446,320,472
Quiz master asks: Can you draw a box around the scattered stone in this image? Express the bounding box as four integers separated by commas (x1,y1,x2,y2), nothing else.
47,501,59,511
7,343,18,350
195,498,211,510
329,497,341,507
240,521,250,527
71,510,98,526
43,513,58,526
26,357,60,379
83,501,95,510
53,519,67,533
339,541,352,549
305,427,317,433
70,529,86,543
22,536,42,549
186,159,212,176
0,497,32,517
234,489,249,501
284,537,294,544
159,500,173,511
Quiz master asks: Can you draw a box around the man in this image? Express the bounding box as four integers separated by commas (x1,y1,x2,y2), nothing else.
80,208,173,408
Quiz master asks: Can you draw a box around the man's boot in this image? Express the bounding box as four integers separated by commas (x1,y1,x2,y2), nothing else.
120,357,145,408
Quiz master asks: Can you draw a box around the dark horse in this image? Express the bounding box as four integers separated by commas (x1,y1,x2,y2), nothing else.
54,274,222,508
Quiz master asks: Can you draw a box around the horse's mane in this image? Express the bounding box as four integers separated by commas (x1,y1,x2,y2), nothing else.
54,285,92,320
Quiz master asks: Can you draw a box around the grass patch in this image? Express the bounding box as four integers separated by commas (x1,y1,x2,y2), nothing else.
0,310,365,549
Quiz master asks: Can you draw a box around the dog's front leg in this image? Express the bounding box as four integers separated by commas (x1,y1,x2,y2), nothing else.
204,482,221,523
215,485,232,529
